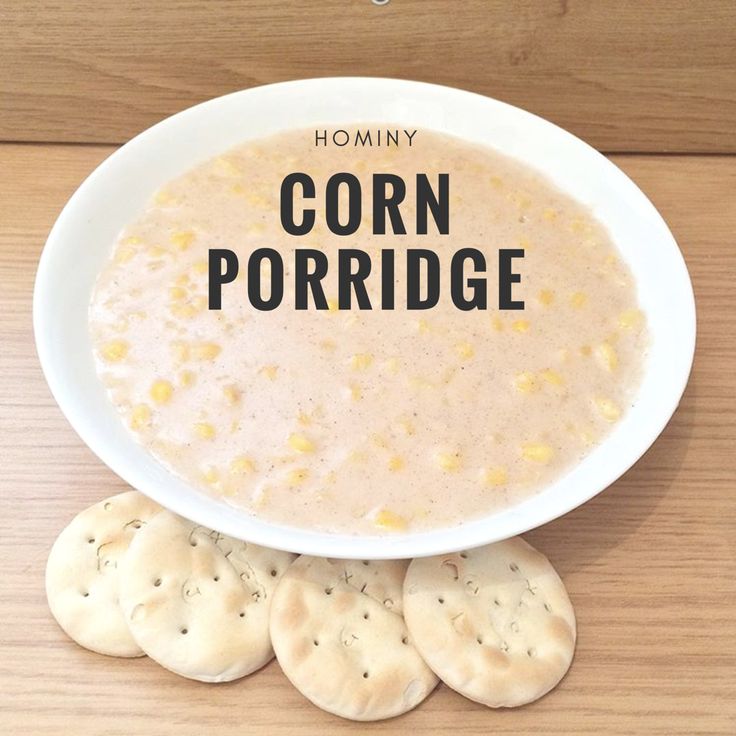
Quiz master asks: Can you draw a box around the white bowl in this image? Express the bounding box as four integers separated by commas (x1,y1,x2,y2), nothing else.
34,78,696,559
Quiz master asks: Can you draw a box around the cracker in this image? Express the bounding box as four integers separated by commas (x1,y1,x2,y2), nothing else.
403,537,576,707
270,556,438,721
118,510,296,682
45,490,162,657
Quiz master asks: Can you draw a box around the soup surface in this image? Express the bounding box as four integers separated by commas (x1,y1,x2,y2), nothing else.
89,128,647,534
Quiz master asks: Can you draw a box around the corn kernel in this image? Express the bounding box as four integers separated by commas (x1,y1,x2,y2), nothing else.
521,443,554,463
222,384,241,404
570,217,590,234
350,353,373,370
490,175,503,189
570,292,587,309
170,231,195,251
148,245,168,259
248,222,266,235
512,319,530,333
326,298,338,312
374,509,408,531
122,236,141,246
230,456,256,475
247,193,269,207
192,260,208,275
288,433,315,453
618,308,643,330
178,370,195,387
418,318,431,334
595,342,618,372
540,368,564,386
349,383,362,401
514,371,539,394
543,207,558,221
149,379,173,404
580,345,592,357
484,467,508,486
193,422,216,440
169,286,187,301
170,303,196,319
594,397,621,422
437,452,461,472
202,467,219,484
491,315,505,332
455,341,475,360
170,340,190,363
114,245,136,264
397,419,416,436
538,289,555,306
388,456,405,471
383,357,399,373
215,157,241,176
297,411,311,426
100,340,129,363
287,468,309,485
154,189,177,205
260,365,278,381
192,342,221,361
129,404,151,431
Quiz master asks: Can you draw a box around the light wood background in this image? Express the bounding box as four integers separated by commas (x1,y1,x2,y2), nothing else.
2,0,736,152
1,2,735,734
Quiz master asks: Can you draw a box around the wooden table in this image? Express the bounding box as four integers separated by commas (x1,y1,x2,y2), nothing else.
0,144,734,734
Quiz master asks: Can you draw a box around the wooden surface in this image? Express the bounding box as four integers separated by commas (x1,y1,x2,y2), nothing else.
2,0,736,152
0,143,734,734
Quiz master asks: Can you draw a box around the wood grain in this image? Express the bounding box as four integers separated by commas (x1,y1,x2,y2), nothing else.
2,1,736,152
0,144,735,734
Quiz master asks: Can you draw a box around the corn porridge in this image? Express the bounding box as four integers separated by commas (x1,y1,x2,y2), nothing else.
89,128,647,535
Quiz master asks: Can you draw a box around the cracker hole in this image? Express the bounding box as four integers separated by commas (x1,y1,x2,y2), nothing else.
313,639,319,646
239,612,245,618
527,647,536,658
476,635,483,645
544,603,552,613
509,562,519,573
362,671,369,679
213,576,219,582
82,591,89,598
438,597,445,604
459,552,468,559
190,541,197,547
132,522,142,529
154,578,162,587
494,598,501,607
383,598,393,608
270,569,278,577
363,612,369,620
401,636,408,645
104,503,112,511
361,560,370,566
325,587,333,596
180,628,188,635
87,537,95,544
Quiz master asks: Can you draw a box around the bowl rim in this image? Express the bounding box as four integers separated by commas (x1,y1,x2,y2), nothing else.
33,76,697,559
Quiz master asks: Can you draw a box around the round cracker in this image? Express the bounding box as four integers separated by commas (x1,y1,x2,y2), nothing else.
119,510,296,682
270,556,438,721
403,537,576,708
45,490,162,657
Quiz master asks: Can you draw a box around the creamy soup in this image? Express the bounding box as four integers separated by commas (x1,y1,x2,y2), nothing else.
89,128,647,535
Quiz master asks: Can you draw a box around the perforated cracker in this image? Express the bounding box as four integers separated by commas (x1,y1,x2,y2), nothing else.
45,491,162,657
270,556,438,721
119,510,296,682
403,537,576,707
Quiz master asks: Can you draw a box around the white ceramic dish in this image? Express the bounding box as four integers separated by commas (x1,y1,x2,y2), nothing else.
34,77,696,559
